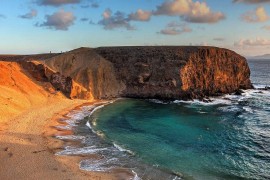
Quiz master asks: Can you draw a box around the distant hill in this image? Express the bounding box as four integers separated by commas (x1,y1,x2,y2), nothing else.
248,54,270,60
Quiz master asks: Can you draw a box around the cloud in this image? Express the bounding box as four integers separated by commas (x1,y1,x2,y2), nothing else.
80,17,89,22
0,14,6,18
19,9,38,19
128,9,152,21
153,0,225,23
262,25,270,30
89,20,95,24
38,9,76,30
233,0,270,4
213,37,225,41
102,8,111,19
98,9,135,30
91,2,99,8
81,1,99,8
38,0,81,6
234,37,270,46
242,6,269,23
158,22,192,35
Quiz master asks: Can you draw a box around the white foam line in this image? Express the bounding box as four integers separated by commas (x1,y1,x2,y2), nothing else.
79,158,118,172
56,146,108,155
132,170,141,180
253,84,269,89
56,135,85,140
86,120,99,135
85,100,116,133
148,99,169,104
113,142,135,155
243,106,254,113
173,98,231,106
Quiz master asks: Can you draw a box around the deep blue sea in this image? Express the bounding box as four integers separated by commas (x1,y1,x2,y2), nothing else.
56,59,270,180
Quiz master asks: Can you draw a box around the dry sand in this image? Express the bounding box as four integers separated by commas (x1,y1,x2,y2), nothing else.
0,61,130,180
0,95,115,179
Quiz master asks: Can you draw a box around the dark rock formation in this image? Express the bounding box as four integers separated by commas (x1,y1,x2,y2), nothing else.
95,46,253,100
16,46,253,100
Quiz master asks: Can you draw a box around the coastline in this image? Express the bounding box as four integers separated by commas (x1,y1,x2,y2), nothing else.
45,99,135,180
0,97,116,180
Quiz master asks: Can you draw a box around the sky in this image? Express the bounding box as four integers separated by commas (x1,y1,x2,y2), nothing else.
0,0,270,56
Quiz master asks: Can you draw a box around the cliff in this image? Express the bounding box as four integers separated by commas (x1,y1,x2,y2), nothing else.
0,61,62,120
38,48,125,99
0,46,253,101
95,46,252,99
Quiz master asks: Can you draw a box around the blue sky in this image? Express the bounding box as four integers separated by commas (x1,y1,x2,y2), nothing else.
0,0,270,56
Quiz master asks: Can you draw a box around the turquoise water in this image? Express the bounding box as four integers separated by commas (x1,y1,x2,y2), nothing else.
56,60,270,180
88,96,270,179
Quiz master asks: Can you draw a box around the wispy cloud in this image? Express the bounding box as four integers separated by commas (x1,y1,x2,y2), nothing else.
0,14,6,19
158,22,192,35
19,9,38,19
98,9,135,30
234,37,270,46
241,6,269,23
37,9,76,30
37,0,81,6
91,2,99,8
153,0,225,23
80,17,89,22
81,1,99,8
213,38,225,41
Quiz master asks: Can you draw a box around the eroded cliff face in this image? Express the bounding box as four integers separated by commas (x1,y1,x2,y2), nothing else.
180,48,252,98
8,46,252,100
39,48,125,99
96,46,252,100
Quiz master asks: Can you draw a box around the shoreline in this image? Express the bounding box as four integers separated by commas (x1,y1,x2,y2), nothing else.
0,97,117,180
45,100,135,180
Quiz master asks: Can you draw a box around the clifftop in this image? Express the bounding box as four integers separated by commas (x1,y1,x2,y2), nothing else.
0,46,253,101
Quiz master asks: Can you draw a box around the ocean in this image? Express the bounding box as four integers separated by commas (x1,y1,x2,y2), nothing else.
56,59,270,180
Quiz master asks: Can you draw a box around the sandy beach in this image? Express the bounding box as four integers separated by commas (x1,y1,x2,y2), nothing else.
0,99,88,179
0,62,121,180
0,97,115,180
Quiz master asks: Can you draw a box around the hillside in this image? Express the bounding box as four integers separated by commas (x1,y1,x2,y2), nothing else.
0,46,253,107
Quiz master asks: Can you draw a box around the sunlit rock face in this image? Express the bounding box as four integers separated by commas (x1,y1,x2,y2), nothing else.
39,48,125,100
96,46,252,100
17,46,252,100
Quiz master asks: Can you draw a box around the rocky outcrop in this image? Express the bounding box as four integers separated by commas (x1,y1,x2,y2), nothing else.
20,61,92,99
9,46,252,100
95,46,252,100
39,48,125,99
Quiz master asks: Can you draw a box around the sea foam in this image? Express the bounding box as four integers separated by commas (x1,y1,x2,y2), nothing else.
113,142,135,155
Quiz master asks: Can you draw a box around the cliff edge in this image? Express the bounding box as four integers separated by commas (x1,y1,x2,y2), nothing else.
0,46,253,101
95,46,252,99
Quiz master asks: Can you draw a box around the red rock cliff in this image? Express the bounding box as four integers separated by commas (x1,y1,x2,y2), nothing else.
95,46,252,100
5,46,252,100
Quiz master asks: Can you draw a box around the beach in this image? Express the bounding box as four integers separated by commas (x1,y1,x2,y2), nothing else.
0,97,111,179
0,92,137,180
0,61,134,180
